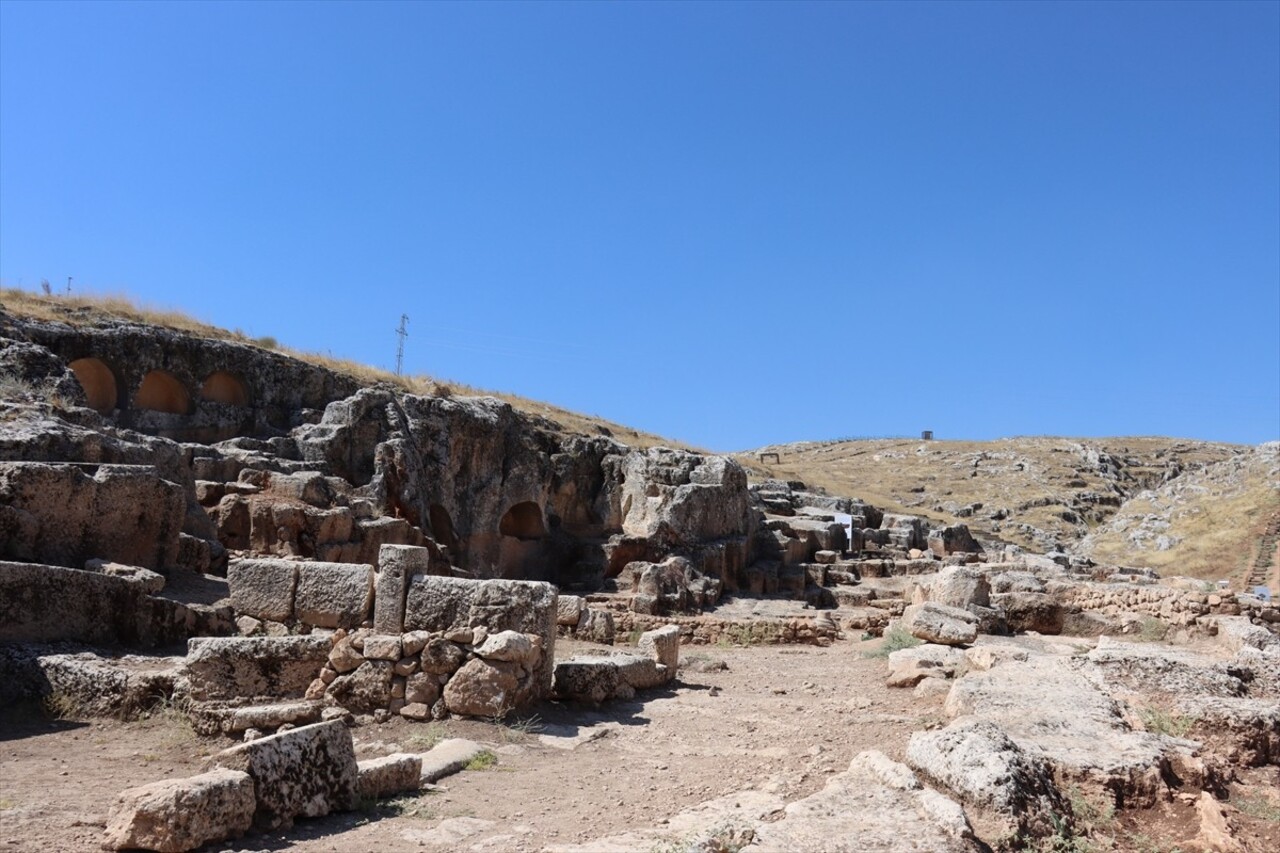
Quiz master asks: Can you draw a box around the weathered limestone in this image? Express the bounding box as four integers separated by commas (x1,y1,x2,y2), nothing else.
0,561,224,647
374,544,430,633
886,644,967,688
637,624,680,675
356,753,422,799
213,720,358,829
907,718,1069,840
553,656,623,704
0,461,185,570
418,738,489,783
901,602,979,646
181,636,329,703
104,769,255,853
227,558,298,623
294,561,373,628
443,658,522,717
747,751,982,853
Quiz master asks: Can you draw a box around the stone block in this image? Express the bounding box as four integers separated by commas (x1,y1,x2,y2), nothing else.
556,594,587,627
294,561,373,628
475,630,536,664
637,624,680,676
227,558,299,623
361,634,403,661
182,636,330,703
418,738,488,783
612,653,668,690
553,657,621,703
213,720,358,829
104,769,255,852
375,544,431,633
442,658,521,718
357,753,422,799
326,660,394,713
902,602,979,646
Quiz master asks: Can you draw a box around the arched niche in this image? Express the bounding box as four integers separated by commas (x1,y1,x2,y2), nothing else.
134,370,191,414
499,501,546,540
68,357,119,414
200,370,249,407
429,504,459,551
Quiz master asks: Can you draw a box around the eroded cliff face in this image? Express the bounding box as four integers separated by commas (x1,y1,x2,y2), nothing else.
292,387,759,587
0,307,762,592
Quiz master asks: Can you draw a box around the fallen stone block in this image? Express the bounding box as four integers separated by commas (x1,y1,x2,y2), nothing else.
357,753,422,799
442,658,521,717
419,738,488,783
190,700,324,736
554,657,621,703
556,594,586,627
907,717,1069,840
887,644,966,688
212,719,358,829
902,602,978,646
612,653,668,691
637,624,680,676
104,768,255,852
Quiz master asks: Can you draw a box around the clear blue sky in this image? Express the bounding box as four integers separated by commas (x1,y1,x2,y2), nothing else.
2,1,1277,449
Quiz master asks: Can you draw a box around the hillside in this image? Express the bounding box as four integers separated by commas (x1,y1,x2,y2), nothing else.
0,288,698,452
5,287,1274,584
732,436,1278,581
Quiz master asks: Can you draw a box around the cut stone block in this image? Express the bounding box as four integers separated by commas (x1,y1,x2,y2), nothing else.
294,561,373,629
212,719,358,830
182,636,330,703
375,544,431,633
357,753,422,799
418,738,488,783
104,768,255,852
637,624,680,677
227,558,299,623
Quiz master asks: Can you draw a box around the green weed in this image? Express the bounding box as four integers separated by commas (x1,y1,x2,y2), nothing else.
863,625,922,658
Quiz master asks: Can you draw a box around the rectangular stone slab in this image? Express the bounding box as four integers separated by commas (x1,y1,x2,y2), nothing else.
227,558,299,622
293,561,373,628
213,719,358,829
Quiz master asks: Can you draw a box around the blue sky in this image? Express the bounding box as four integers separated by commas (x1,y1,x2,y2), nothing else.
2,1,1277,449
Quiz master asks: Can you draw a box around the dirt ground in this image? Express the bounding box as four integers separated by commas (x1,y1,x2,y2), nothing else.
2,636,1277,853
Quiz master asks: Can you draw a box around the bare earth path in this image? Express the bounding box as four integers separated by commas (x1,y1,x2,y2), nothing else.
0,638,942,853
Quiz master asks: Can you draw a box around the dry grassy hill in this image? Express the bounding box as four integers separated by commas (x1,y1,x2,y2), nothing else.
0,287,698,452
733,436,1278,581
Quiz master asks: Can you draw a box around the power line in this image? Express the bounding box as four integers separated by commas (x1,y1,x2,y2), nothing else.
395,314,409,376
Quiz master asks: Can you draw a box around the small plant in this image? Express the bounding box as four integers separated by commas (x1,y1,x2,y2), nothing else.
464,749,497,771
0,798,15,810
864,625,922,658
1139,707,1199,738
625,627,646,645
41,691,87,720
1126,833,1185,853
1135,617,1169,642
251,335,278,350
490,713,543,743
405,723,447,751
1234,794,1280,823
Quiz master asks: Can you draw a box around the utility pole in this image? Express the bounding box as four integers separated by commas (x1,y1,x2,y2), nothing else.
395,314,410,377
66,276,72,295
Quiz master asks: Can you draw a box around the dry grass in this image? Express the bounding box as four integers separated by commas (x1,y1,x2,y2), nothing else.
730,436,1251,572
0,287,693,450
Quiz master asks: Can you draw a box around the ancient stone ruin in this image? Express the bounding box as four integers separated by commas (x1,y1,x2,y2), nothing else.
2,303,1277,851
